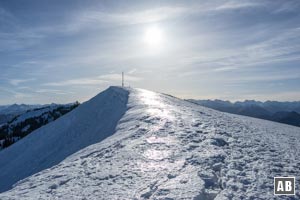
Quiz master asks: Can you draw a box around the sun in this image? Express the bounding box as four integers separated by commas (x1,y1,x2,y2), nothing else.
144,26,163,47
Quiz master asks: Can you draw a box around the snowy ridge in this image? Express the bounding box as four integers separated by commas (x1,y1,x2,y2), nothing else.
0,87,299,199
0,86,128,192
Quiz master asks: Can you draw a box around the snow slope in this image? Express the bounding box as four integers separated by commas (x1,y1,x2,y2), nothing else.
0,87,299,199
0,103,79,150
0,86,128,192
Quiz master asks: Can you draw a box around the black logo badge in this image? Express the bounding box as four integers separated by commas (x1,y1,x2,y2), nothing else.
274,177,295,195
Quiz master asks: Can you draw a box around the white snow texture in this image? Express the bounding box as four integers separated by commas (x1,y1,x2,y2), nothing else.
0,86,299,199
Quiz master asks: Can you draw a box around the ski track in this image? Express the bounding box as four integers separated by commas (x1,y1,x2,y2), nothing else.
0,88,299,199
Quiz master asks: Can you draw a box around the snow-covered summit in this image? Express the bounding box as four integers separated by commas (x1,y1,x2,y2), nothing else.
0,87,299,199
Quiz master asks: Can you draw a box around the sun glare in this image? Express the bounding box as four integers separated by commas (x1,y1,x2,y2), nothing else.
144,26,163,47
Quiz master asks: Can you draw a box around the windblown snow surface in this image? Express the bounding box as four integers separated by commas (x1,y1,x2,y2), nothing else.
0,87,299,199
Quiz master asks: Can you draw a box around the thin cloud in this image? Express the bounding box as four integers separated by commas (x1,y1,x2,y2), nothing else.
8,78,35,86
271,1,300,13
213,66,238,72
215,1,262,11
35,89,74,95
44,73,142,87
229,73,300,83
44,77,108,87
0,7,18,28
179,27,300,74
60,5,192,34
98,74,142,82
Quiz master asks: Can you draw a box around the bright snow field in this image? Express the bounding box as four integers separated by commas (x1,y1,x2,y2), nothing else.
0,87,299,199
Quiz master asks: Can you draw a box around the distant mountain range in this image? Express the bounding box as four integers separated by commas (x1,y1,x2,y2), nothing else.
187,99,300,127
0,104,42,114
0,104,44,125
0,103,79,150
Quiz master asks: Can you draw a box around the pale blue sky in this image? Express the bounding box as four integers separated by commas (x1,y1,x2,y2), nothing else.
0,0,300,104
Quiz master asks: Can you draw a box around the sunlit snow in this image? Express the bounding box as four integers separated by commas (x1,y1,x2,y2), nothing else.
0,87,299,199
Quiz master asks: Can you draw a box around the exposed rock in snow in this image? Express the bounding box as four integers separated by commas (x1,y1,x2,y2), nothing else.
0,87,299,199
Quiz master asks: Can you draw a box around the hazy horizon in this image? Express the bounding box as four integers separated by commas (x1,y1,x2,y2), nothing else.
1,0,300,104
1,85,300,106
